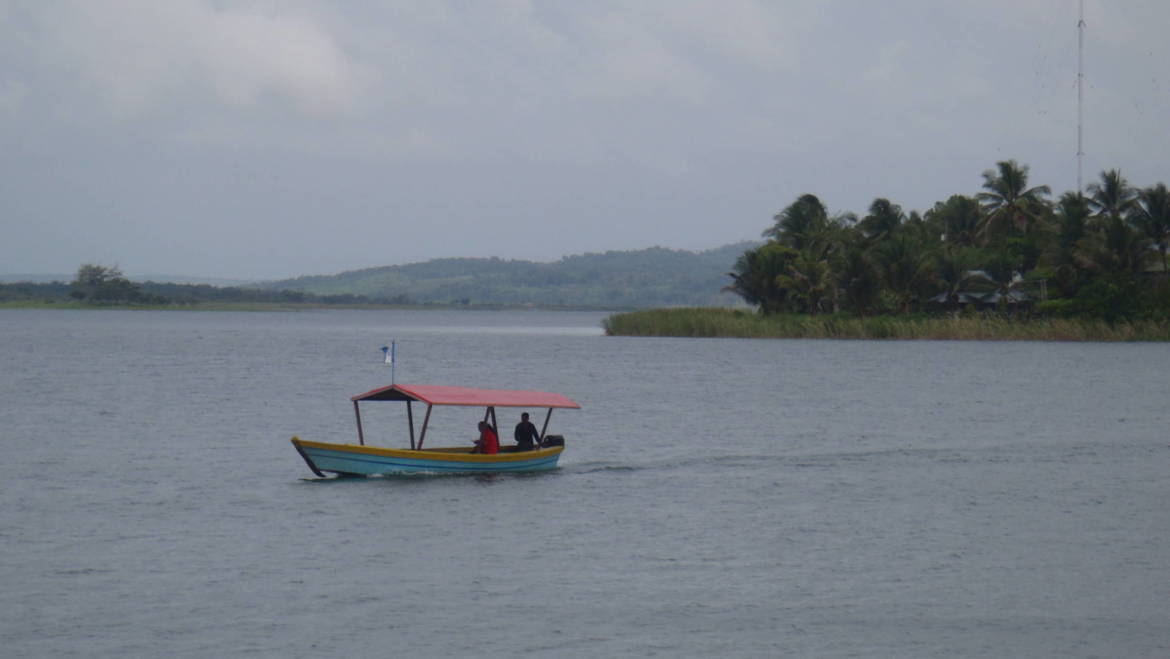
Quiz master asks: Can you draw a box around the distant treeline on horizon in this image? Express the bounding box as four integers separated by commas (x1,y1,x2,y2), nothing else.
0,243,755,309
10,157,1167,321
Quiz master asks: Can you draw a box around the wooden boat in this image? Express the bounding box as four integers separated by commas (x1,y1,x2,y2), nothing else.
291,384,580,476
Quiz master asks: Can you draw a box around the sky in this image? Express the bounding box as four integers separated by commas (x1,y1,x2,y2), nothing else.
1,1,1167,281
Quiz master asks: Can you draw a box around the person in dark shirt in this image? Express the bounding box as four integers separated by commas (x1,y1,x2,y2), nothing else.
514,412,540,451
472,421,499,454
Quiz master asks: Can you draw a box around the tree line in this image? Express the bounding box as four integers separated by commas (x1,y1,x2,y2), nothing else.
3,245,751,308
0,264,400,306
724,161,1170,322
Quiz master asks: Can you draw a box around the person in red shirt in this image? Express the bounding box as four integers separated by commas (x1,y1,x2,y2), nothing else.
472,421,499,454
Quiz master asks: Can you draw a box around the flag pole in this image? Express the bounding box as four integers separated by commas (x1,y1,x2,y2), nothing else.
381,341,397,384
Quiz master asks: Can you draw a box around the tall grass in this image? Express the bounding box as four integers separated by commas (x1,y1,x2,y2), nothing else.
602,308,1170,341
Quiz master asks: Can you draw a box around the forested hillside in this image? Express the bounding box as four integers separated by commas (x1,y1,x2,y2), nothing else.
261,243,755,307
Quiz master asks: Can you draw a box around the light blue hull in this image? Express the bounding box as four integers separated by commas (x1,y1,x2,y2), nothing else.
292,439,563,476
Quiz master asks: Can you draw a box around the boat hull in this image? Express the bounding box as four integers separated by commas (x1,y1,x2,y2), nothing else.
291,437,564,476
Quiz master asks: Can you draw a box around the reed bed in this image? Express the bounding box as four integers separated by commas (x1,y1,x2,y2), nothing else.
602,308,1170,341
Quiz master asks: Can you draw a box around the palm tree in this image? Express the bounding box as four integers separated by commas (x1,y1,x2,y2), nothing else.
763,194,830,250
776,251,835,316
1130,183,1170,273
836,245,882,315
1050,192,1091,252
976,249,1026,309
873,229,935,313
1085,169,1137,223
761,194,863,314
1042,192,1093,297
858,198,904,243
1077,172,1149,277
766,194,857,248
900,209,943,246
1074,214,1150,276
724,242,799,314
933,246,983,312
928,195,983,247
976,160,1051,242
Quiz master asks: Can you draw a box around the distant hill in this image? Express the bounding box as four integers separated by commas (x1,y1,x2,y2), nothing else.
260,242,759,308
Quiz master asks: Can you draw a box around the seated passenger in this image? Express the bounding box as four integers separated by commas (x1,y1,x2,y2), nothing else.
472,421,499,454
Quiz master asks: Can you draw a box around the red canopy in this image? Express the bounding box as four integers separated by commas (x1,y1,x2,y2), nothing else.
351,384,581,409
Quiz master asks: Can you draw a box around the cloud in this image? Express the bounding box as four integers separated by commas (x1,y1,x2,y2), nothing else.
0,79,28,113
23,0,368,119
3,0,1170,279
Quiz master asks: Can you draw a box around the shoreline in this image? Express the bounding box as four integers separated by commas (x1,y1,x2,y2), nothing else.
602,308,1170,342
0,300,628,313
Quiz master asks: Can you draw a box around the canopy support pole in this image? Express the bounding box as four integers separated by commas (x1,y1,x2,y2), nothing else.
418,404,433,449
354,401,365,446
539,408,553,442
406,400,415,450
486,406,498,434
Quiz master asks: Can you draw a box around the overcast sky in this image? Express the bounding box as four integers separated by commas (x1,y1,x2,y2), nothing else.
2,1,1167,280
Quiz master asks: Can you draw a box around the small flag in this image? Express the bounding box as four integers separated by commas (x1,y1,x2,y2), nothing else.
381,342,396,366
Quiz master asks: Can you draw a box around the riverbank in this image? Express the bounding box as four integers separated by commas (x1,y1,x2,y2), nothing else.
603,308,1170,341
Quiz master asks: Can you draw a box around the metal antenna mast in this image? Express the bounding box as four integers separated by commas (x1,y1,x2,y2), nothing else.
1077,0,1085,194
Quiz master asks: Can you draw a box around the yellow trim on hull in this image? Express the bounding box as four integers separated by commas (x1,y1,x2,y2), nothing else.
291,437,564,463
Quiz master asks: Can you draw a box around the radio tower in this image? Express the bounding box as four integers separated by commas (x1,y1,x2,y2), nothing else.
1077,0,1085,195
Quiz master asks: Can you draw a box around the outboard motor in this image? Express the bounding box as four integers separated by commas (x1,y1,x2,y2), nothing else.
541,435,565,447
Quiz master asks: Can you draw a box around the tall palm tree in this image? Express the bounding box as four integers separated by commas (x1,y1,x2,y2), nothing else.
836,245,882,315
724,242,799,314
1050,192,1091,252
776,251,835,316
1078,172,1149,277
873,229,935,313
1075,214,1150,276
976,160,1051,242
901,209,944,247
1130,183,1170,273
1085,169,1137,223
928,195,983,247
858,198,904,243
763,194,830,250
1042,192,1093,297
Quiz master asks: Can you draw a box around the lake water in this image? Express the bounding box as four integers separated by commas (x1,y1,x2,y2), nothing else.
1,308,1167,658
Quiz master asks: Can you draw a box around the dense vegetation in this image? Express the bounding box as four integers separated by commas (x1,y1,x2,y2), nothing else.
722,162,1170,322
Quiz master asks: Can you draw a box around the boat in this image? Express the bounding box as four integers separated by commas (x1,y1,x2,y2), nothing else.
290,383,581,476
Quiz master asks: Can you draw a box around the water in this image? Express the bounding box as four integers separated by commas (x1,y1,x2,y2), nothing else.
1,309,1167,657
